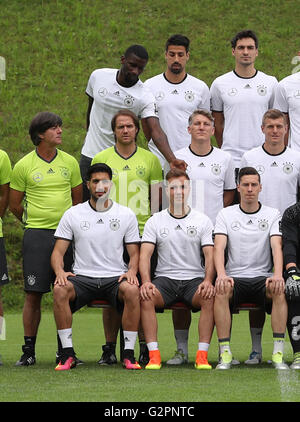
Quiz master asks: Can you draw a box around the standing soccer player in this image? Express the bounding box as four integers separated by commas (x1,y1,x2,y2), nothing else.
214,167,288,370
274,70,300,150
9,112,82,366
0,150,11,365
210,30,278,170
139,169,215,370
80,44,185,200
91,109,162,365
143,34,210,168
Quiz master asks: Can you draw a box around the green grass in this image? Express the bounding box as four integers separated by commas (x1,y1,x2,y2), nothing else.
0,309,299,402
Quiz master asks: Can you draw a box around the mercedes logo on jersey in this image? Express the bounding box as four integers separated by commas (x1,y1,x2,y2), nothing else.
98,87,108,97
228,88,237,96
80,221,90,231
159,228,169,238
231,221,241,231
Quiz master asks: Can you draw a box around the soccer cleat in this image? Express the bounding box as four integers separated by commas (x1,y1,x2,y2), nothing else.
97,344,117,365
272,352,289,370
145,350,161,369
216,350,232,370
55,355,76,371
194,350,212,370
166,349,188,365
123,357,142,370
138,343,149,366
290,352,300,370
15,345,36,366
245,351,262,365
56,351,84,366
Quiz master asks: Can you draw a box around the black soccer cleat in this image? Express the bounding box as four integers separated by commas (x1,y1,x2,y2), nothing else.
97,344,117,365
138,342,149,366
15,345,36,366
56,351,84,365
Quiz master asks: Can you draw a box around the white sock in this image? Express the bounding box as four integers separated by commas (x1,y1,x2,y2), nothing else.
273,335,285,355
198,342,209,352
58,328,73,349
147,342,158,351
250,328,263,353
174,329,189,356
123,331,138,350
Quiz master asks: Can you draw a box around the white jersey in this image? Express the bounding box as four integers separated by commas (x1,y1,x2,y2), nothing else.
174,146,236,224
210,70,278,167
240,146,300,215
274,72,300,150
82,68,157,158
142,207,214,280
214,204,281,278
54,201,140,278
144,73,210,167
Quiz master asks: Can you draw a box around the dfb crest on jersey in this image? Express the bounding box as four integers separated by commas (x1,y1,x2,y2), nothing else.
283,162,293,174
136,165,146,178
258,219,269,231
257,85,267,96
185,91,195,102
124,95,134,107
110,219,120,231
211,163,221,176
187,226,197,237
27,274,36,286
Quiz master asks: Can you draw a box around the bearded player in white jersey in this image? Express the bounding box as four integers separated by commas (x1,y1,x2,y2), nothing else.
214,167,288,370
142,34,210,168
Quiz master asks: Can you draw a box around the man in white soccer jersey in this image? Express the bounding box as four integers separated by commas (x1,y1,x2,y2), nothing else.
274,70,300,150
9,112,83,366
240,109,300,364
139,168,215,370
142,34,210,168
214,166,288,370
51,163,141,371
210,30,278,170
165,109,235,365
91,109,162,366
80,44,185,200
0,150,11,365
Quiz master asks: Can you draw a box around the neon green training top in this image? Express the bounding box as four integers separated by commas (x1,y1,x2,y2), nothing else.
10,149,82,229
92,146,162,234
0,150,12,237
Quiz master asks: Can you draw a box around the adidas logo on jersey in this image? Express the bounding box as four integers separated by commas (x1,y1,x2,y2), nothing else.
244,84,252,89
175,225,182,230
97,219,104,224
271,162,278,167
123,165,131,171
171,89,179,95
47,168,55,174
198,162,206,167
113,91,120,96
247,220,253,225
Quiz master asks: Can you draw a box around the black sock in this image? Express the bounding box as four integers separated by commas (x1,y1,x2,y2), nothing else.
24,336,36,351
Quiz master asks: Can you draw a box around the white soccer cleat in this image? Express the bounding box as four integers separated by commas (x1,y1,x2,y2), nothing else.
245,351,262,365
216,350,232,370
166,349,188,365
272,352,289,370
290,353,300,370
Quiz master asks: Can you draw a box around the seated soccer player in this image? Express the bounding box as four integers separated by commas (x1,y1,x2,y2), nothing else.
139,168,215,370
51,163,141,370
214,166,288,369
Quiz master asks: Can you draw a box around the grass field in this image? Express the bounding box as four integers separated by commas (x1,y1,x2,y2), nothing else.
0,308,299,403
1,0,300,405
